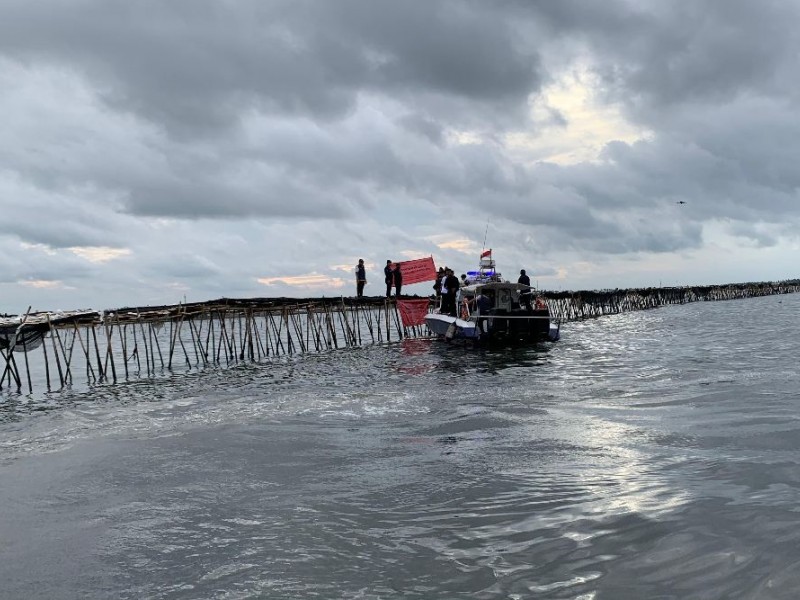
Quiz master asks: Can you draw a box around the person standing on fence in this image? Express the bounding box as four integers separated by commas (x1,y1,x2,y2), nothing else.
355,259,367,297
384,260,393,298
393,263,403,297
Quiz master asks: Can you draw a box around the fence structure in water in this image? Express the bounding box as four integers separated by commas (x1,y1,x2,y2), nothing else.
1,280,799,394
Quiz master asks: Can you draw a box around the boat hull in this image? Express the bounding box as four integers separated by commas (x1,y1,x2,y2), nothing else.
425,309,560,344
424,314,480,340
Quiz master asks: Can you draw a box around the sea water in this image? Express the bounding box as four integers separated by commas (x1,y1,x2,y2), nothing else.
1,293,800,599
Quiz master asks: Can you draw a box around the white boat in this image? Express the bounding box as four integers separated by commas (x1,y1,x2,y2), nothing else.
424,313,481,339
425,255,560,344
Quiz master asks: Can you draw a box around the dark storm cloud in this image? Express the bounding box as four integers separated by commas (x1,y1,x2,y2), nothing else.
1,0,799,277
0,0,541,134
0,0,546,223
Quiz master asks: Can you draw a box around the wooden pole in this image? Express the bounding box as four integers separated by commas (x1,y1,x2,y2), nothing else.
151,322,165,369
73,323,96,383
48,317,65,388
118,318,129,380
90,325,105,381
21,334,32,394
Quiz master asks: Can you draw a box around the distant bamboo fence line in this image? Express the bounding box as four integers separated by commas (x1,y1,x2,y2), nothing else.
1,279,799,394
543,280,800,321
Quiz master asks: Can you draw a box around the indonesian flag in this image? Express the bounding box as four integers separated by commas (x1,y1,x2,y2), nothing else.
480,249,492,258
397,299,431,327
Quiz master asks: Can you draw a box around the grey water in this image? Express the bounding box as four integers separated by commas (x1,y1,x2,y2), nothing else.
1,293,799,599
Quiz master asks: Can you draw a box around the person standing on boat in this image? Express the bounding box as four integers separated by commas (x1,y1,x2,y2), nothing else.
433,267,445,299
439,267,450,314
476,291,492,315
475,290,493,333
355,259,367,297
384,260,393,298
393,263,403,297
518,269,533,310
444,268,460,316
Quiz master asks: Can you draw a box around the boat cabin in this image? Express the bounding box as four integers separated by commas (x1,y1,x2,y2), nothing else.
461,281,526,313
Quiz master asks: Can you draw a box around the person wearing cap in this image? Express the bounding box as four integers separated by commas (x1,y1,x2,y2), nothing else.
355,259,367,297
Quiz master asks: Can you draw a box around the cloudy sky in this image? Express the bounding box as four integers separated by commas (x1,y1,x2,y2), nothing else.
2,0,799,312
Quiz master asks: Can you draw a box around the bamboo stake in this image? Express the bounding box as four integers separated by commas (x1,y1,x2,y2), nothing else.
252,312,265,359
168,309,181,369
90,325,105,381
9,352,22,391
209,312,217,363
392,302,403,339
215,311,227,363
22,335,32,394
73,323,96,383
138,322,151,375
384,299,391,343
190,318,208,367
131,323,141,373
104,321,118,383
38,340,51,393
119,318,129,380
270,311,285,355
65,327,77,385
47,317,65,388
324,303,338,348
187,316,201,366
151,322,165,369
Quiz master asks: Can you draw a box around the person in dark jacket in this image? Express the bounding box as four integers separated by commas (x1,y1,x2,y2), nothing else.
518,269,532,310
384,260,393,298
475,291,493,333
393,263,403,297
444,269,460,316
355,259,367,297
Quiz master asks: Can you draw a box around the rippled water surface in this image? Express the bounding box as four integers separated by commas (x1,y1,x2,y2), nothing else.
2,293,800,599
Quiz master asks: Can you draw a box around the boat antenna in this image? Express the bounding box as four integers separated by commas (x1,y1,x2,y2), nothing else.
481,219,490,253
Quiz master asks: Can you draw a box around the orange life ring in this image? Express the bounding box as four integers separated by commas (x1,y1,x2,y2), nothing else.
460,298,470,320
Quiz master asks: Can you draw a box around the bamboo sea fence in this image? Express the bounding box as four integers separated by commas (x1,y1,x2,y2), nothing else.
2,279,799,395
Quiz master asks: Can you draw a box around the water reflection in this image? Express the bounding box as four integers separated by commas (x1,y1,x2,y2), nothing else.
3,295,800,597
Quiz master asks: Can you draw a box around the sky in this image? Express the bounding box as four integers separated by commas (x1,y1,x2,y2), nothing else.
2,0,799,313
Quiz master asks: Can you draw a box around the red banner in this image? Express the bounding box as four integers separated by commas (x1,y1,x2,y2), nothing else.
391,256,437,286
397,299,431,327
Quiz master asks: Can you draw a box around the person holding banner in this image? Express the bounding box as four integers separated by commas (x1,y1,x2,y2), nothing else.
393,263,403,297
